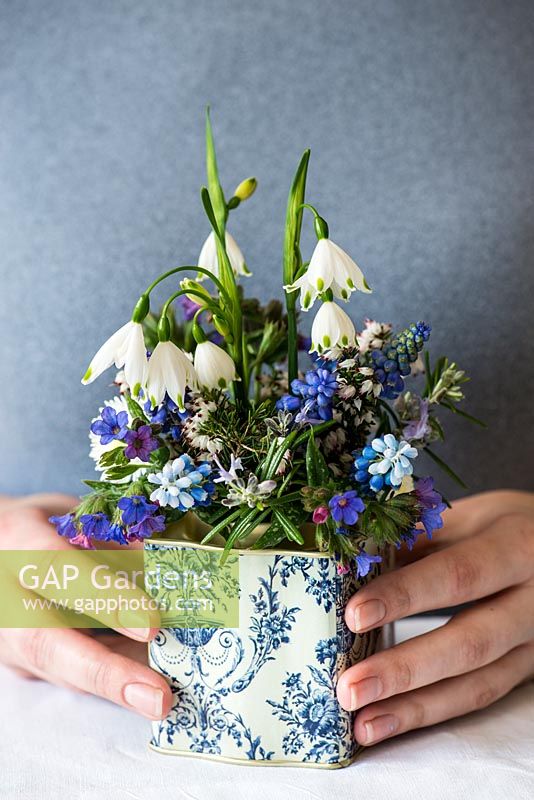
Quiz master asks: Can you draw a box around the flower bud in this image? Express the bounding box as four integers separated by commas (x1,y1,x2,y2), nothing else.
157,313,171,342
213,315,230,337
312,506,330,524
131,293,150,323
233,177,257,202
180,278,212,310
314,215,329,240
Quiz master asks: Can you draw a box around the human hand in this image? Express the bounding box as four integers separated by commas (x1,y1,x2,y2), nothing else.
0,494,172,719
337,490,534,746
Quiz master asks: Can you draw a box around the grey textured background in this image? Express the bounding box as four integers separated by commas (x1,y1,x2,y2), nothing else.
1,0,533,499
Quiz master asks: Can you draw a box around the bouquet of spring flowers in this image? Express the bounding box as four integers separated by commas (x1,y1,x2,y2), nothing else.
51,111,481,577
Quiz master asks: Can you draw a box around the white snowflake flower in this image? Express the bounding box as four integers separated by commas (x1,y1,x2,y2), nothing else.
284,238,371,311
197,231,250,280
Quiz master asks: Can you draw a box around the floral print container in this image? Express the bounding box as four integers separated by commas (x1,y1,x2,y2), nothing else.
145,524,384,768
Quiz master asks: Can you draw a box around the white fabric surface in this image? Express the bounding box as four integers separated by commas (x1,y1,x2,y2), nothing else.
1,616,533,800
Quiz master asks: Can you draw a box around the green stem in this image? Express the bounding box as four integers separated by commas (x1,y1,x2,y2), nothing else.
161,288,222,319
144,265,229,303
286,292,299,385
283,150,310,386
201,187,248,410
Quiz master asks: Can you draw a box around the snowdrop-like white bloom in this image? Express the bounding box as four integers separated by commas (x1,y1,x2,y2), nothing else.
194,341,237,389
82,321,148,395
146,341,196,410
197,231,250,280
284,238,371,311
310,301,356,354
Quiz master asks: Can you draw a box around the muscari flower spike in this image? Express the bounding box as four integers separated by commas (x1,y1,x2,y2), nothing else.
354,433,418,492
148,454,214,511
277,366,338,424
371,321,431,399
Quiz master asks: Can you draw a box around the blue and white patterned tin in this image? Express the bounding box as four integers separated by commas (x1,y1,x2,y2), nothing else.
145,524,383,768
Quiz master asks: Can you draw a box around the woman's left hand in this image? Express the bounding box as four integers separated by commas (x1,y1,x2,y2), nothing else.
336,491,534,746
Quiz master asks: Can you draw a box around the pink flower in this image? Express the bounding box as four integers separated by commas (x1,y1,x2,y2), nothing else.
312,506,330,524
336,563,351,575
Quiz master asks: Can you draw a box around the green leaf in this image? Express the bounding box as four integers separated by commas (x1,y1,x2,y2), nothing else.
293,419,335,449
429,415,445,441
424,446,468,489
283,149,310,286
150,446,170,469
424,350,432,395
82,479,124,493
195,505,231,526
378,398,401,427
252,503,307,549
267,491,303,507
305,430,330,487
205,107,227,234
441,401,487,428
252,521,287,549
125,394,148,422
271,509,305,545
105,464,146,481
358,494,419,547
200,508,243,544
99,446,127,468
220,509,270,563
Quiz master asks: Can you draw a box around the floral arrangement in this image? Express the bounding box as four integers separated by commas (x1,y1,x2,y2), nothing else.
51,112,481,577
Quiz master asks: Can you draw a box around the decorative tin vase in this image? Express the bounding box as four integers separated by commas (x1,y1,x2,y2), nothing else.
145,516,384,768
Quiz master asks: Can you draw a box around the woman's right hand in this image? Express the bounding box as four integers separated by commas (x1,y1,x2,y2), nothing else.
0,494,173,720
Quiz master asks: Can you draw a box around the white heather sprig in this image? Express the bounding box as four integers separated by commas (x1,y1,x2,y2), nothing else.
181,396,224,456
356,318,392,354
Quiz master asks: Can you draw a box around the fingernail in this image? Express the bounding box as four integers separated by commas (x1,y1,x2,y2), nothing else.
353,599,386,632
119,626,151,641
349,676,383,710
118,609,152,640
361,714,399,744
124,683,164,718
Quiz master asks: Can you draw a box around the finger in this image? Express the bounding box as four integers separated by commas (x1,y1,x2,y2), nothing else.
353,640,534,746
87,632,150,664
7,626,172,719
396,490,534,565
346,511,534,633
0,494,79,519
0,510,160,641
338,584,534,711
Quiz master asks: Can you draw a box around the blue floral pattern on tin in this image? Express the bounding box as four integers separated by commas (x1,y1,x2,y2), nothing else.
147,543,381,766
267,637,347,762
